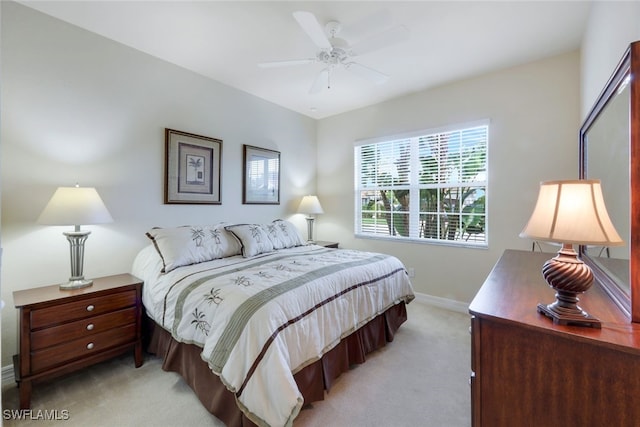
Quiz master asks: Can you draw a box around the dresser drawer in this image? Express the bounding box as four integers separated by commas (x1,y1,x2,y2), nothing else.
31,324,137,373
31,308,137,351
30,290,136,329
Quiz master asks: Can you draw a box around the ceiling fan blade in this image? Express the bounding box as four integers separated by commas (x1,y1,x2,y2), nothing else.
345,62,389,85
258,58,316,68
309,69,330,94
293,11,332,50
350,25,410,56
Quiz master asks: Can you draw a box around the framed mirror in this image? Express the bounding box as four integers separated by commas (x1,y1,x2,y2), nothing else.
579,41,640,322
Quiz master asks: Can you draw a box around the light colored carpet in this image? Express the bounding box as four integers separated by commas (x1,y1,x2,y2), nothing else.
1,301,470,426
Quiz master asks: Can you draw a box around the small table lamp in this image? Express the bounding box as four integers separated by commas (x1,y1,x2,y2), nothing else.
520,180,623,328
298,195,324,242
37,184,113,290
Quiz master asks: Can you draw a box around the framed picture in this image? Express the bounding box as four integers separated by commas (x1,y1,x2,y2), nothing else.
243,145,280,204
165,128,222,204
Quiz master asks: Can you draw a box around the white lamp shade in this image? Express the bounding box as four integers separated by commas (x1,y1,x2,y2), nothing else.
37,186,113,226
298,195,324,215
520,179,623,245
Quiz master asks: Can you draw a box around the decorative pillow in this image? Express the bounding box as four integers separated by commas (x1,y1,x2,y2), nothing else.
146,224,242,272
265,219,306,249
225,224,275,257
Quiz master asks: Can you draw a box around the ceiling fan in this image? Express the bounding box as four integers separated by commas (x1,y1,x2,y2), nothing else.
258,11,410,94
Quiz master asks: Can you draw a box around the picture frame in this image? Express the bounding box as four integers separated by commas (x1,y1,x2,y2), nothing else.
243,144,280,204
165,128,222,204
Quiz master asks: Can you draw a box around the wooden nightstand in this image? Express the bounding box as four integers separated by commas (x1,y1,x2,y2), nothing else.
13,273,143,409
314,241,339,248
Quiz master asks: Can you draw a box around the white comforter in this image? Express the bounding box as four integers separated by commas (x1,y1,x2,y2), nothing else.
132,244,414,427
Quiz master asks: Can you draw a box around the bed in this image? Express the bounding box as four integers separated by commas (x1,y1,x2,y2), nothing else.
131,220,415,427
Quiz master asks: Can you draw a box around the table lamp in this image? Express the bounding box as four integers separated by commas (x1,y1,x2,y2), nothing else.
37,184,113,289
519,180,623,328
298,195,324,242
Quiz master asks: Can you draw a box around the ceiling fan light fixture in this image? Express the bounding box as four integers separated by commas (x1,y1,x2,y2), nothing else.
317,47,348,65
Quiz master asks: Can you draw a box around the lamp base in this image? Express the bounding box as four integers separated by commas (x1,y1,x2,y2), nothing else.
537,301,601,328
305,216,315,242
61,228,92,291
60,279,93,290
537,243,601,328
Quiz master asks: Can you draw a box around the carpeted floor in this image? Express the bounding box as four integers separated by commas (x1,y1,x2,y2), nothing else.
1,300,471,426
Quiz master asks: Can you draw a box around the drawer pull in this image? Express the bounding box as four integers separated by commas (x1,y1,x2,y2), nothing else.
86,323,95,331
86,343,94,350
86,305,95,312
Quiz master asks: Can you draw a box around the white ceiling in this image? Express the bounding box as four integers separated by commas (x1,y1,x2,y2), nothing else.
19,1,592,119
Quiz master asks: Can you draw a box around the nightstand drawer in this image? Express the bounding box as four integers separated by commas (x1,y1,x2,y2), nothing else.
31,290,137,329
31,324,137,373
31,308,137,351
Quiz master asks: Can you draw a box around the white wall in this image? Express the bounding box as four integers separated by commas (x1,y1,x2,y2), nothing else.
316,51,581,304
0,2,317,365
4,0,639,369
581,1,640,118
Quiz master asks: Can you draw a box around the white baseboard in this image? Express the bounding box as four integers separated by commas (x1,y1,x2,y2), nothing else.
413,291,469,314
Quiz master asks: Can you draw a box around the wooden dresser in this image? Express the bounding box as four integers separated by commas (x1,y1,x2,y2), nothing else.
13,274,143,409
469,250,640,426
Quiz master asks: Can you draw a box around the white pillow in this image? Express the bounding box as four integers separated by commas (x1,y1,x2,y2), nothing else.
146,224,242,272
265,220,305,249
225,224,275,257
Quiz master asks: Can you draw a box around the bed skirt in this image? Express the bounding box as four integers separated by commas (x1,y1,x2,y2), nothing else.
145,301,408,427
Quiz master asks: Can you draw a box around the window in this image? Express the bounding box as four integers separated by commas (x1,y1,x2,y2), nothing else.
355,122,488,247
